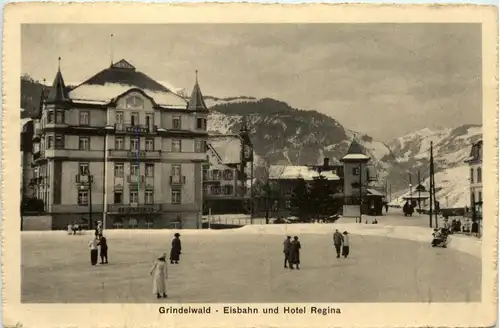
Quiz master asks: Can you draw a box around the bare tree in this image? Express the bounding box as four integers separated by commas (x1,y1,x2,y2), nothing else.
253,162,284,224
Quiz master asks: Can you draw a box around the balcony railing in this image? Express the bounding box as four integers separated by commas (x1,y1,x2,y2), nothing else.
108,149,162,159
115,124,157,134
170,176,186,186
108,203,161,213
127,175,145,184
75,175,94,185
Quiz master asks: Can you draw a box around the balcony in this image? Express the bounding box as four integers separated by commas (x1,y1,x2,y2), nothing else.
33,151,41,161
108,149,162,160
127,175,145,184
75,174,94,186
107,203,161,214
170,176,186,186
115,124,157,135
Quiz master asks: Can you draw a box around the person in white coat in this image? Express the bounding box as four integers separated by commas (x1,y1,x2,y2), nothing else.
88,236,99,266
342,231,350,258
150,253,168,299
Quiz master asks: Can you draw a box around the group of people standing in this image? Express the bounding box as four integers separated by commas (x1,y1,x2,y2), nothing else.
333,229,350,258
88,221,108,266
283,236,302,270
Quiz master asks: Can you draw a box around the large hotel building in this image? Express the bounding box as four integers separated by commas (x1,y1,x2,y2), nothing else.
30,59,209,229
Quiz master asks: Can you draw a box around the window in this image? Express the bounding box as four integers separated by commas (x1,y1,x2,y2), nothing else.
78,191,89,205
126,96,144,109
477,167,482,183
130,138,139,151
197,117,203,129
172,116,181,129
47,111,54,123
172,190,181,204
211,186,221,194
129,190,138,204
203,168,209,180
114,163,124,177
130,112,139,126
115,137,124,150
172,164,181,177
114,191,123,204
470,168,474,183
130,164,139,176
55,135,64,149
223,169,234,180
195,140,205,153
145,191,154,204
212,170,221,180
146,114,153,130
79,111,89,125
203,118,207,130
224,185,234,195
79,163,89,176
352,167,360,176
478,191,482,202
116,111,124,124
79,137,89,150
172,139,181,152
56,111,65,124
203,184,209,195
47,136,54,149
146,138,154,151
145,164,154,177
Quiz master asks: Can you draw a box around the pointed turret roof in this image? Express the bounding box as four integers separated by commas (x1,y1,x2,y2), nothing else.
187,70,208,111
341,140,371,162
46,57,70,104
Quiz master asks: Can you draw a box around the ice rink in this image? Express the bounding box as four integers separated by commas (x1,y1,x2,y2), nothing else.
22,223,481,303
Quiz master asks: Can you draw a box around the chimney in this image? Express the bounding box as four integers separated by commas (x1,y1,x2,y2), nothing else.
323,157,330,168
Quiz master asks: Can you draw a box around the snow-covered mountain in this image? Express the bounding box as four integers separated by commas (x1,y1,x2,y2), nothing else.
387,125,481,208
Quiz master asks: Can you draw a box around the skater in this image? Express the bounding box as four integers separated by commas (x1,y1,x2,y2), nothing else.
283,236,292,268
342,231,350,258
385,202,389,213
95,221,103,238
289,236,301,270
88,236,99,266
170,233,182,264
67,223,73,235
98,235,108,264
150,253,168,299
333,229,343,258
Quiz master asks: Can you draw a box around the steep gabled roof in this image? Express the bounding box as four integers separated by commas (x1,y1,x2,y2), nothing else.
46,68,70,104
342,140,371,162
207,134,242,165
187,71,208,111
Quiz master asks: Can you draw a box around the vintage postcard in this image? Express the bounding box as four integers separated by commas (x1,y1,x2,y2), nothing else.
2,2,498,328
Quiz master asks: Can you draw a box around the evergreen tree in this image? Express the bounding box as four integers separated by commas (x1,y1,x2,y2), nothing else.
290,178,311,220
309,175,332,218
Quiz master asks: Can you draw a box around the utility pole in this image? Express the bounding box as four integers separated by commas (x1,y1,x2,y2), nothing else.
429,142,434,228
417,170,421,211
359,163,363,224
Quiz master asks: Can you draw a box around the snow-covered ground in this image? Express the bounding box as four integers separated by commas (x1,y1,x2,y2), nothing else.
22,226,481,303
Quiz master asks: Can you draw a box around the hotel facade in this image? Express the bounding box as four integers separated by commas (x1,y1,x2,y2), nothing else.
465,139,483,219
30,59,209,229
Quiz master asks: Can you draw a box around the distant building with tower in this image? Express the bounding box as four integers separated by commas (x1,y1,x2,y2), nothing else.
29,58,208,230
203,121,254,214
340,140,381,217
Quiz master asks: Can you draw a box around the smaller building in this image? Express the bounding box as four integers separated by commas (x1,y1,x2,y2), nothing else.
465,139,483,220
203,123,254,214
401,183,430,209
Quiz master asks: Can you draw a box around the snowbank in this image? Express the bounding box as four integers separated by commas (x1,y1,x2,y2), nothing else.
23,223,480,258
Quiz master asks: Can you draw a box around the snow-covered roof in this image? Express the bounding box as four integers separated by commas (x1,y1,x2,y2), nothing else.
69,83,187,108
269,165,340,181
67,59,188,108
342,154,371,161
208,135,242,164
402,192,431,200
366,188,385,197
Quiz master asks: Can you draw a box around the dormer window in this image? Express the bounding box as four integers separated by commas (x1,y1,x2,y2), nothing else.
126,96,144,109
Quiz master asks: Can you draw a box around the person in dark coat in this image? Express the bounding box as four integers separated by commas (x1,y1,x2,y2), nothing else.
333,229,344,258
283,236,292,268
289,236,301,270
170,233,182,264
385,203,389,213
98,235,108,264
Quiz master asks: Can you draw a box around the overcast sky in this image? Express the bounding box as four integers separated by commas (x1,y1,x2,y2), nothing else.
21,24,482,142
